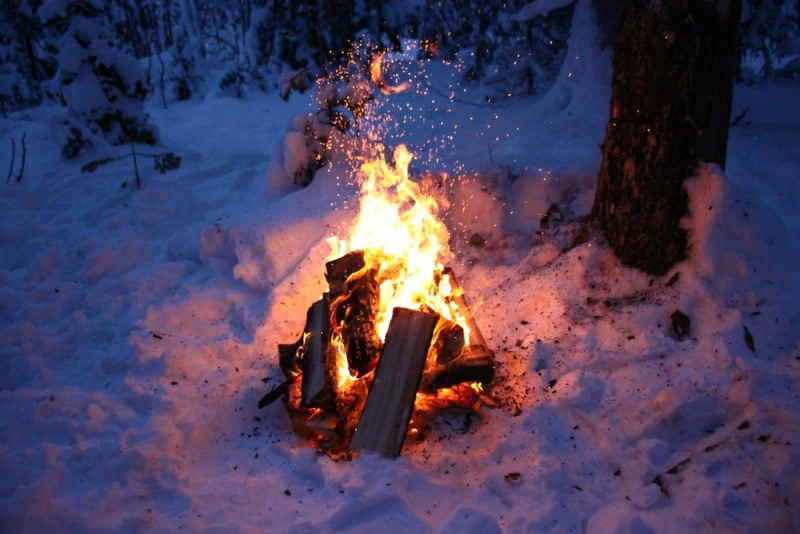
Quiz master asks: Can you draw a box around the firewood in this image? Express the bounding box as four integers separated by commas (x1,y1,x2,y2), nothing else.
351,308,438,457
420,344,495,392
328,252,382,375
301,295,335,409
429,318,465,364
333,378,369,452
279,340,302,377
440,267,488,348
325,250,366,298
258,379,293,409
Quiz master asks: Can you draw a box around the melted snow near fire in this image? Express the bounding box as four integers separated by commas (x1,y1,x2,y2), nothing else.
2,43,800,534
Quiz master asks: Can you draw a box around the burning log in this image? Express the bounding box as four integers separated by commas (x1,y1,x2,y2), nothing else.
325,250,366,297
421,343,495,392
351,308,438,457
326,251,382,375
430,319,465,364
441,267,488,348
259,139,505,458
417,269,496,392
301,295,334,409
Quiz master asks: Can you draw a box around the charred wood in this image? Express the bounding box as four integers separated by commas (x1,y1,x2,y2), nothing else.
430,319,465,365
279,339,302,377
301,295,335,409
328,252,382,375
440,267,488,348
332,378,369,453
258,379,293,409
325,250,366,298
421,344,495,392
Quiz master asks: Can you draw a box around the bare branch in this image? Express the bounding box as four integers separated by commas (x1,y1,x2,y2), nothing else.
731,107,751,126
16,133,25,183
132,144,141,189
5,137,14,184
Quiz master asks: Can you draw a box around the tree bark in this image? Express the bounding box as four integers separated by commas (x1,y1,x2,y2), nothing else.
592,0,742,275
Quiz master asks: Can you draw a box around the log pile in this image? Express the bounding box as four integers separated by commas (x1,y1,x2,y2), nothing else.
262,250,495,458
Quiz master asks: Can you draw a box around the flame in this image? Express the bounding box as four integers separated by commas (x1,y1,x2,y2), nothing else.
331,145,471,343
330,329,356,390
370,52,409,95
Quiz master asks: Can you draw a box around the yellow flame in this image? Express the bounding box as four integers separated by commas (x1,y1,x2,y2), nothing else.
330,330,356,390
331,145,470,342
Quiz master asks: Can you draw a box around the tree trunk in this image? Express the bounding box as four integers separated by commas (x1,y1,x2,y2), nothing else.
592,0,742,275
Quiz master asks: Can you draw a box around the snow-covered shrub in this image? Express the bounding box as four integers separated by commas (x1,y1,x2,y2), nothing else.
449,175,506,241
39,0,158,157
0,63,29,115
269,73,377,189
278,69,313,101
167,29,201,102
245,1,414,94
474,1,574,102
0,0,54,113
269,113,330,189
245,2,307,76
740,0,800,80
55,118,92,159
216,67,254,99
243,0,336,93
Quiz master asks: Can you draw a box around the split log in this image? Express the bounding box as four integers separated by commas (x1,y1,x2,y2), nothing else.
351,308,438,457
301,295,334,409
327,250,382,374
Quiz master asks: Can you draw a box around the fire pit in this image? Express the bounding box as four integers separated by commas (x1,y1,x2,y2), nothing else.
260,146,495,458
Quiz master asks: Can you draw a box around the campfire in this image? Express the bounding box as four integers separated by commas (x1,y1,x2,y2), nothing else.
261,65,495,459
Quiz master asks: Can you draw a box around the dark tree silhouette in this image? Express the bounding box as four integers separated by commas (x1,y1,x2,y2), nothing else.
592,0,743,275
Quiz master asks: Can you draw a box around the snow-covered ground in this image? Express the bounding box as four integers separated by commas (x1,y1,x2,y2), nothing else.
1,60,799,533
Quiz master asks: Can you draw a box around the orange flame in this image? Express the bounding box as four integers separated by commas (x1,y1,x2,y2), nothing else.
370,52,409,95
330,145,471,344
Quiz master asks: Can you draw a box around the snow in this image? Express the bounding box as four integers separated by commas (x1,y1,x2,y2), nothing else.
2,57,800,533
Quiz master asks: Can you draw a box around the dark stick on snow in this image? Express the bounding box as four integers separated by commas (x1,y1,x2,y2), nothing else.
156,50,168,109
258,378,293,409
5,137,14,184
731,107,750,126
132,144,141,189
16,133,25,183
424,82,489,108
351,307,438,457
